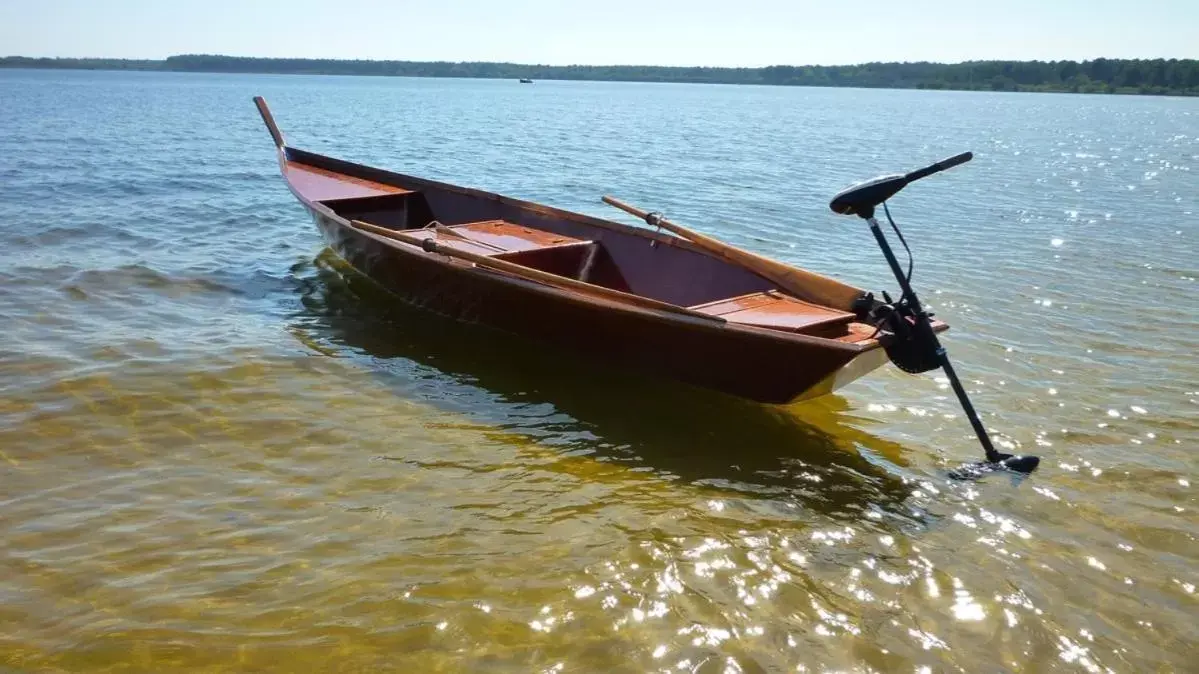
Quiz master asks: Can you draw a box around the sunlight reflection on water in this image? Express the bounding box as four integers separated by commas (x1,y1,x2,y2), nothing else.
0,69,1195,672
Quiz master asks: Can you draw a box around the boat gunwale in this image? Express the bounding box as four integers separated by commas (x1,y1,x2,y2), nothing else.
284,145,766,262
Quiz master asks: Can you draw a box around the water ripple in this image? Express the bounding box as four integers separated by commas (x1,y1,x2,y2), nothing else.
0,69,1195,672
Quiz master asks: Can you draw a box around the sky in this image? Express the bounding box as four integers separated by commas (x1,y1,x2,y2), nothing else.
2,0,1196,67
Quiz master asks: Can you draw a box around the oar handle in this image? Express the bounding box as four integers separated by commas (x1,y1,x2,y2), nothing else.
603,196,687,238
602,195,652,221
602,195,720,246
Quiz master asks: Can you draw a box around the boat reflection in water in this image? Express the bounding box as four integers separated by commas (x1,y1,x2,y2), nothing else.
287,250,919,520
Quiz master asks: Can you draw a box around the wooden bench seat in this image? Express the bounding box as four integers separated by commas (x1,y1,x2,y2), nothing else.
395,219,584,255
444,220,583,253
688,290,856,335
397,219,604,282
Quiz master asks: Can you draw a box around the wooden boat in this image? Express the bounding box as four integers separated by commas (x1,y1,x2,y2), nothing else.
252,96,947,405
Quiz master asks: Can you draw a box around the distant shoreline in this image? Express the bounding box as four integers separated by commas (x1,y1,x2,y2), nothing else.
3,54,1198,96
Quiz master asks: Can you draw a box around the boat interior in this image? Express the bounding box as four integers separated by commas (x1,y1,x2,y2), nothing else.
285,148,879,343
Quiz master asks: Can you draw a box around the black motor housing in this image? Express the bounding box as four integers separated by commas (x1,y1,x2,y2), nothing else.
871,300,941,374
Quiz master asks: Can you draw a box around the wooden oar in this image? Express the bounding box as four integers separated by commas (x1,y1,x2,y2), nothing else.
348,220,726,324
601,196,866,311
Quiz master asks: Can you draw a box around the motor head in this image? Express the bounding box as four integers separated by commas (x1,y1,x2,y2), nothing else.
829,151,974,219
829,174,908,219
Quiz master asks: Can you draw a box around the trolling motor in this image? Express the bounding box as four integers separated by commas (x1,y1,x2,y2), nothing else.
830,152,1040,478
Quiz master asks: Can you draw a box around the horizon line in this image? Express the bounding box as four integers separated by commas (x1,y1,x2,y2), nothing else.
6,53,1199,70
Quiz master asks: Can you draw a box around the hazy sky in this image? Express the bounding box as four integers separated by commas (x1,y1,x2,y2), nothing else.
2,0,1196,66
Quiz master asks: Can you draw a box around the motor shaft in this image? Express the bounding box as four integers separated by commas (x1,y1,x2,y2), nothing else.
865,216,1030,471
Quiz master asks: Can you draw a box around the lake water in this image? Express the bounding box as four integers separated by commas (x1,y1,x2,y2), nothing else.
0,69,1195,672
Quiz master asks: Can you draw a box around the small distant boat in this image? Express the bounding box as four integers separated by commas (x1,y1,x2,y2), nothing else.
519,78,534,83
251,96,943,405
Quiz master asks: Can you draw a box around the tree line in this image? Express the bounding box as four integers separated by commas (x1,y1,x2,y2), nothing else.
4,54,1198,95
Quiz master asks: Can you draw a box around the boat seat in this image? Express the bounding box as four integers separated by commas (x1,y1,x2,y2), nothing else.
402,219,602,281
688,291,856,336
400,219,589,256
441,219,586,253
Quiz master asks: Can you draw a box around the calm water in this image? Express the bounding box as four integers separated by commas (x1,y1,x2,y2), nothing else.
1,69,1195,672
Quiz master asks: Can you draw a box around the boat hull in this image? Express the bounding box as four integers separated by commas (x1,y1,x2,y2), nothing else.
250,94,901,404
307,207,881,404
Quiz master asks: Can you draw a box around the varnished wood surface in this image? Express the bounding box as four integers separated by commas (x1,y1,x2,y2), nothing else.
251,95,899,402
328,214,870,404
690,290,856,334
448,220,581,253
253,96,285,148
284,161,412,203
349,220,727,324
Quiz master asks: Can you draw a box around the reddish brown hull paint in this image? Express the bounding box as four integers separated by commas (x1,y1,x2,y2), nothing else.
310,207,862,404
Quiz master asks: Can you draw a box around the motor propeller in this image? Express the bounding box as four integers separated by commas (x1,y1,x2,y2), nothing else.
830,152,1040,478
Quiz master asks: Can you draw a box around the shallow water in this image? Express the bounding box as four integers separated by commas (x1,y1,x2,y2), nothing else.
0,69,1195,672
